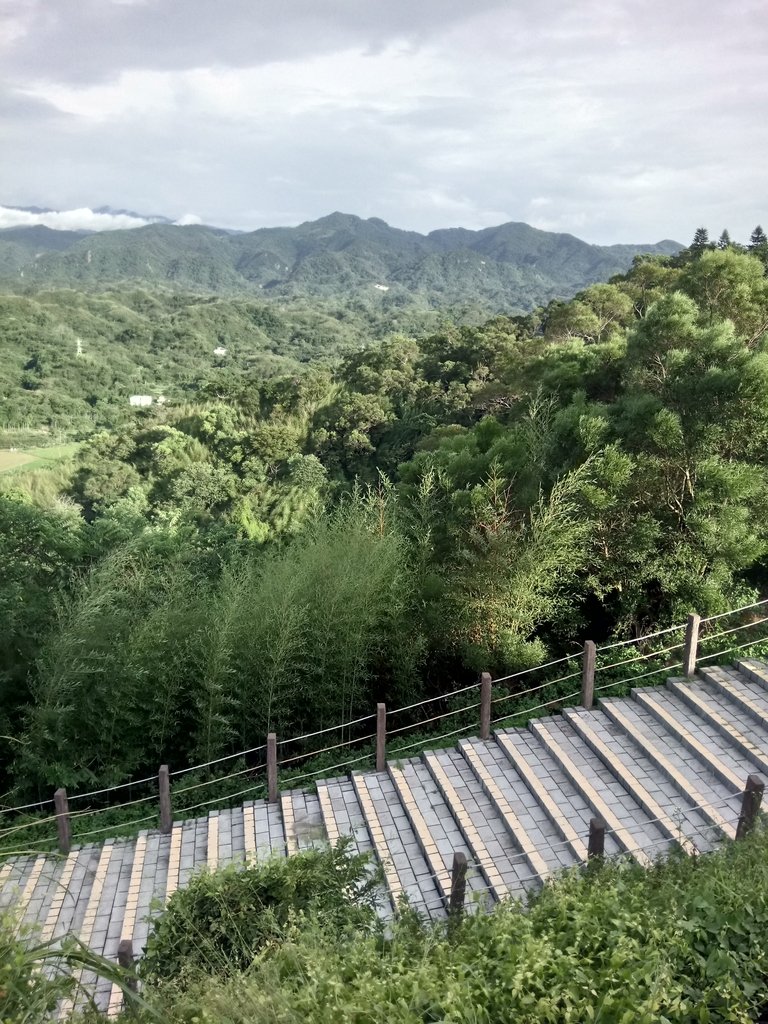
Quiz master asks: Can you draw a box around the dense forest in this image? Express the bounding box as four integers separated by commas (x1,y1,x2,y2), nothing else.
2,227,768,804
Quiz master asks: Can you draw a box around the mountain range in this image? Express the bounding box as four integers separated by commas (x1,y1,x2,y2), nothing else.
0,210,680,313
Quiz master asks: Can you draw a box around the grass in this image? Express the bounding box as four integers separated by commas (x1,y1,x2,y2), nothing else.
0,443,79,473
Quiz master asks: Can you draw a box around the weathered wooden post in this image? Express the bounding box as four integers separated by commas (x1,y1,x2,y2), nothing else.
683,612,701,678
582,641,596,709
736,774,765,839
267,733,278,803
449,851,467,919
376,702,387,772
54,787,71,855
479,672,492,740
587,816,605,860
158,764,172,835
117,938,138,993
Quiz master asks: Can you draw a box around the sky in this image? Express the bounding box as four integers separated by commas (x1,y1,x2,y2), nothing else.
1,0,766,244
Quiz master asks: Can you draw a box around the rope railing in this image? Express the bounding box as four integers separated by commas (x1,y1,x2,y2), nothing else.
2,596,768,853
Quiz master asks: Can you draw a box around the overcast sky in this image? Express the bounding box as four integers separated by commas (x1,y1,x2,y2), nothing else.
1,0,766,243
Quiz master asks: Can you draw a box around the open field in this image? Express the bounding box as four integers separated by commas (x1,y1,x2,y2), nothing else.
0,443,79,473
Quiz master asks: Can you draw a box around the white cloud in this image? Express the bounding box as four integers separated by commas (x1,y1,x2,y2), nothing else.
0,205,152,231
175,212,202,225
0,0,766,244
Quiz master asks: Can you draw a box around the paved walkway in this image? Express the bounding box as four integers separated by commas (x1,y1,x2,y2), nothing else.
3,660,768,1016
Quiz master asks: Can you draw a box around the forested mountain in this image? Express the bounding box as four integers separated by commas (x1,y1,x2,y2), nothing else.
0,212,680,312
3,238,768,800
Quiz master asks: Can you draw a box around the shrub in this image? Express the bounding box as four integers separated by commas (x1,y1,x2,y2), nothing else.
139,839,382,986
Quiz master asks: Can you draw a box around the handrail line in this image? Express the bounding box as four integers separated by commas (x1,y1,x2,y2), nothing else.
0,597,766,836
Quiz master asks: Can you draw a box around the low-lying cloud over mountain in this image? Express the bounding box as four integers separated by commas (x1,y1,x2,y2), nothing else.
0,205,199,232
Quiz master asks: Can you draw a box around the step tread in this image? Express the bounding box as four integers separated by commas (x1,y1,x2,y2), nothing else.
565,707,713,854
531,718,668,864
635,686,756,788
669,678,768,775
599,699,739,840
352,771,443,918
316,777,374,853
495,728,623,860
701,666,768,727
423,749,519,900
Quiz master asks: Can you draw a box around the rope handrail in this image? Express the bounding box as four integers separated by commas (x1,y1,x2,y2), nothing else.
492,652,579,685
387,680,481,716
276,712,377,747
171,742,267,778
596,621,686,651
701,596,768,624
700,616,768,644
595,639,685,674
490,669,582,706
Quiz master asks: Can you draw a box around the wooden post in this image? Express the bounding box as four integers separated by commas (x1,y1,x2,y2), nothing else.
683,612,701,678
479,672,492,741
376,702,387,772
158,764,172,835
53,787,71,855
736,774,765,839
267,732,278,803
587,816,605,860
582,641,596,709
117,938,138,993
449,851,467,918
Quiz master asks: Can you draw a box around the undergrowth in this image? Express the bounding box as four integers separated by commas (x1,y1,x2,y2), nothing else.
131,827,768,1024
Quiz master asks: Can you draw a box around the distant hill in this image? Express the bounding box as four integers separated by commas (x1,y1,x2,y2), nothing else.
0,212,680,313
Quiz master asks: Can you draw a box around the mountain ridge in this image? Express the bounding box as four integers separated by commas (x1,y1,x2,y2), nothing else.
0,211,681,313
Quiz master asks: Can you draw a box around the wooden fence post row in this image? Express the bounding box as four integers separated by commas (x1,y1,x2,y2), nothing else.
46,614,721,849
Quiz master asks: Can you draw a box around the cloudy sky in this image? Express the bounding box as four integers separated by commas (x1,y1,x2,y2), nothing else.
1,0,766,243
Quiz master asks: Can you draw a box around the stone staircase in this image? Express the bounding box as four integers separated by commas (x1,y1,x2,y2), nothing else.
3,660,768,1015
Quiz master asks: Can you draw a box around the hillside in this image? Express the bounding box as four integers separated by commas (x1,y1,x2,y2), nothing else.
0,213,680,312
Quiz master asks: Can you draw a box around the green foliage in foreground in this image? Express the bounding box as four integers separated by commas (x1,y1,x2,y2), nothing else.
140,839,382,986
133,829,768,1024
0,909,140,1023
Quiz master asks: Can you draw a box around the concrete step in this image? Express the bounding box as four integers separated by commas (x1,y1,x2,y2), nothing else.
388,760,489,913
699,666,768,730
737,658,768,691
59,840,117,1017
668,677,768,775
422,748,523,901
564,706,712,855
634,685,755,789
494,728,622,862
460,735,576,878
599,698,738,840
316,777,373,853
352,770,443,918
530,717,668,865
282,790,325,854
